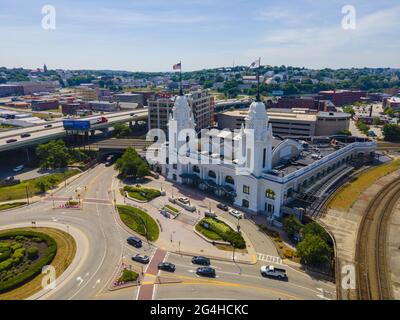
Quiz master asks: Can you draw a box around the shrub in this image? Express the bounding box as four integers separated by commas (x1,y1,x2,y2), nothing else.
0,258,13,272
283,248,297,259
282,215,303,240
0,230,57,293
118,269,138,283
12,248,26,264
27,246,39,260
0,246,11,263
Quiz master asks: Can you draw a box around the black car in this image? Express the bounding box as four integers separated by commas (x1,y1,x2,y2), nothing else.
6,139,17,143
20,133,31,138
127,236,142,248
191,256,210,266
196,267,216,278
132,254,150,264
158,262,176,272
217,203,229,211
44,124,53,128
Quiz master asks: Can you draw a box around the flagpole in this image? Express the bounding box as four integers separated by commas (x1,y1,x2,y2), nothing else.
256,57,261,101
179,60,183,96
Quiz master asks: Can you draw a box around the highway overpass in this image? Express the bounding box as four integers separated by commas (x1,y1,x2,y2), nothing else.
0,109,148,153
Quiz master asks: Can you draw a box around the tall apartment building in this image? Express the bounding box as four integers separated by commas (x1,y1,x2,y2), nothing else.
148,90,215,135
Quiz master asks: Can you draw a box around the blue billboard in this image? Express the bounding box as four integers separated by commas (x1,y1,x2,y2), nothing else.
63,120,91,131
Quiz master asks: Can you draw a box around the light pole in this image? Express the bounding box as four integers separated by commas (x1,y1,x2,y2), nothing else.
25,186,30,205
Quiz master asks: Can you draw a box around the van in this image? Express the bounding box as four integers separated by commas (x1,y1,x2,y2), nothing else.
127,236,142,248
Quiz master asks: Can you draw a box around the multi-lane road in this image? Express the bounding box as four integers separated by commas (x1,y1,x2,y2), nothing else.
0,110,148,152
0,164,336,300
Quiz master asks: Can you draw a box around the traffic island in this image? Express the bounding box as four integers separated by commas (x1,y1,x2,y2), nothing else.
0,227,76,300
109,265,140,291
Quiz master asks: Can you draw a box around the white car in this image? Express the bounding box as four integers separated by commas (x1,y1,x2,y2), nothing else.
229,209,243,219
12,165,24,172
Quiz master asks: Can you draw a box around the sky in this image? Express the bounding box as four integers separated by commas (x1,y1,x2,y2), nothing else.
0,0,399,71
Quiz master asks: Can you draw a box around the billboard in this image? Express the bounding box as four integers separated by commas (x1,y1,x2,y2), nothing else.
63,120,91,131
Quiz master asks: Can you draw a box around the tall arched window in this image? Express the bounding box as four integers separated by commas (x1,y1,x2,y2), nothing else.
265,189,275,200
208,170,216,179
193,165,200,173
225,176,235,185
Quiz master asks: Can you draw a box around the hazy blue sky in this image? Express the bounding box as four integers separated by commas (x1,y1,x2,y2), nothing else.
0,0,399,71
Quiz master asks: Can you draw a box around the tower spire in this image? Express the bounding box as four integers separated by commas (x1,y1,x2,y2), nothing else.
256,57,261,102
179,61,183,96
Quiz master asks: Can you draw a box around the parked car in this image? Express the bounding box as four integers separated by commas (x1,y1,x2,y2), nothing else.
44,124,53,128
204,211,217,218
196,267,216,278
131,254,150,264
6,139,17,143
158,262,176,272
229,209,243,219
105,155,116,167
4,176,14,182
13,165,24,172
127,236,142,248
191,256,210,266
217,203,229,211
260,265,288,281
20,133,31,138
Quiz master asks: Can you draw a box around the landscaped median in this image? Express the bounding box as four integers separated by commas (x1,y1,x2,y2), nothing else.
122,186,161,202
117,205,160,242
0,227,76,300
0,170,80,202
195,217,246,249
0,202,27,212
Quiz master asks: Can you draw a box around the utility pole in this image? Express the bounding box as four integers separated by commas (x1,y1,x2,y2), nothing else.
25,186,30,205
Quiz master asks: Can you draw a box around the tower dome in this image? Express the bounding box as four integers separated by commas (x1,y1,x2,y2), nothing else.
246,100,268,123
172,95,192,122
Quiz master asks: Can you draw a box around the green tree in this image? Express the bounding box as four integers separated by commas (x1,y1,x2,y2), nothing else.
115,147,149,179
297,235,332,266
35,177,53,193
342,106,355,116
36,140,71,169
382,123,400,142
113,124,131,138
282,215,303,240
372,117,382,126
302,222,330,243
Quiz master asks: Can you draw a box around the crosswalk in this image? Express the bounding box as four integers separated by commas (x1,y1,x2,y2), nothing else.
256,253,282,265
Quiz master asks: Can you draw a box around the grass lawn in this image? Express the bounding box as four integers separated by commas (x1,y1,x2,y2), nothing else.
164,204,179,213
123,186,161,202
328,159,400,211
195,223,223,241
0,227,76,300
196,217,246,248
117,205,159,241
0,202,26,212
0,170,79,202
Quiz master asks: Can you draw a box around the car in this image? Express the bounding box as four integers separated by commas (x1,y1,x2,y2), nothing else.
6,139,17,143
229,209,243,219
260,265,288,281
367,131,377,137
191,256,210,266
20,133,31,138
158,262,176,272
196,267,216,278
217,203,229,211
12,165,24,172
204,211,217,218
127,236,142,248
44,124,53,128
131,254,150,264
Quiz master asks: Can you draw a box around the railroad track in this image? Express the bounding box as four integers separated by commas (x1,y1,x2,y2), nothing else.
355,178,400,300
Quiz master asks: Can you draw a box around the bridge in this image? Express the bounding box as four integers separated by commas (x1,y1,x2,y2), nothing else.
0,109,148,153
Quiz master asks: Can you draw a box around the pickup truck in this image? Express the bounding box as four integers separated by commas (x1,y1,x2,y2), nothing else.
260,265,288,280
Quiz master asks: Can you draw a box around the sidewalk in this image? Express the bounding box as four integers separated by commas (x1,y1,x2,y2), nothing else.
114,178,257,264
0,169,85,208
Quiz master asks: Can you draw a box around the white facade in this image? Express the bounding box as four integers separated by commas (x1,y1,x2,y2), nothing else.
152,94,376,219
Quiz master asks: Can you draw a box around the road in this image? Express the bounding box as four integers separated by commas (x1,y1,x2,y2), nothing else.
0,110,148,152
0,164,336,300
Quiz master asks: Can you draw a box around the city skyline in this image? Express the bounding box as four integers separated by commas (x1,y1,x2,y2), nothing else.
0,0,399,72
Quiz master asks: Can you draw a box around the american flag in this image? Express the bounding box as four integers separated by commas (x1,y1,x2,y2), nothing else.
249,58,261,69
173,62,181,70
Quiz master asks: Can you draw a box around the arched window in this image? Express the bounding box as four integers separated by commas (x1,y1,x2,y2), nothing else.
208,170,216,179
225,176,235,185
242,199,249,208
193,165,200,173
265,189,275,200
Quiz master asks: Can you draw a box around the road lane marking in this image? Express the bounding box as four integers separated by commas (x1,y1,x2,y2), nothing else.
257,253,282,265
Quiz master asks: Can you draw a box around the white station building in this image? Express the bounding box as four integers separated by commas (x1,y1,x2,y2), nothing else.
149,94,377,220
